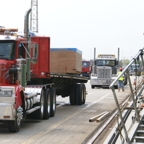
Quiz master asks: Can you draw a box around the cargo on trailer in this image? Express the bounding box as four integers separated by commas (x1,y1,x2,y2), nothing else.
50,48,82,74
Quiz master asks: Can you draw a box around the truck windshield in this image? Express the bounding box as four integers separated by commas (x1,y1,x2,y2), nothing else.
0,41,15,60
82,61,90,68
96,60,115,66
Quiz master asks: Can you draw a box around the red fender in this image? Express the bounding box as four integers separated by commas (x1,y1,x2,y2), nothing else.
14,85,23,108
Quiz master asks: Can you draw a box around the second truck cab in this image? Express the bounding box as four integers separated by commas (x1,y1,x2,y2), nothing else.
90,54,118,88
82,60,91,78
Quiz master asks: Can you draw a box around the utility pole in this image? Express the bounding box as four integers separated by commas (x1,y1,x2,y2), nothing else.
30,0,38,33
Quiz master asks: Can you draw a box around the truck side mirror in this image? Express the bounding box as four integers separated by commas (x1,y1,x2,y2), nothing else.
31,43,38,64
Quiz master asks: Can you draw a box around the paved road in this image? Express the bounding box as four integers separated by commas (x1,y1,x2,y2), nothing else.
0,76,140,144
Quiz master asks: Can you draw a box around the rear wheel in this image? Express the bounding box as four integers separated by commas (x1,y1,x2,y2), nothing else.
50,87,56,117
33,89,45,119
69,84,76,105
43,88,50,119
82,84,86,104
76,84,83,105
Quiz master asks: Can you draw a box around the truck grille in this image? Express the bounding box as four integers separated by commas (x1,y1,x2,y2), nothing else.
97,66,112,78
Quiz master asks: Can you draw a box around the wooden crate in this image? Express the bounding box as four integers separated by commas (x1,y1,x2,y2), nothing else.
50,48,82,74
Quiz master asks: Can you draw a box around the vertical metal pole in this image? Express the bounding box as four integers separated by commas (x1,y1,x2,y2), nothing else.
24,8,32,82
118,47,120,66
94,47,96,74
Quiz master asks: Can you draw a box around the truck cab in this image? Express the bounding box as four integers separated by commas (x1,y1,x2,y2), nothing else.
90,54,119,88
82,60,91,78
0,26,57,132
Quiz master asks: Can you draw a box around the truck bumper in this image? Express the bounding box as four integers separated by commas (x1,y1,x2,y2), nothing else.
0,97,15,121
90,78,117,87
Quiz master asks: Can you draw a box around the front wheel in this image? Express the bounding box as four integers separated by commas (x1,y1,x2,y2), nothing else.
8,109,21,133
69,84,76,105
91,85,95,89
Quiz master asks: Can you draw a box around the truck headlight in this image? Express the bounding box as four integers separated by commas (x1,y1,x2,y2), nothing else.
0,87,15,97
0,90,12,97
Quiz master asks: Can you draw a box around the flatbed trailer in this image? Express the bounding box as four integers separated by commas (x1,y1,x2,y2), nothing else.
28,73,88,105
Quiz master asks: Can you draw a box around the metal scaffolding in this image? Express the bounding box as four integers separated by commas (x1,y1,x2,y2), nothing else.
104,48,144,144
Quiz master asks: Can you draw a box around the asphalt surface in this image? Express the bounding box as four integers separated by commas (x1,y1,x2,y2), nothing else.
0,76,142,144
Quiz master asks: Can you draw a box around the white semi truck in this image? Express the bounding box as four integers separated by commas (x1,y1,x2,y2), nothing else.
90,48,127,89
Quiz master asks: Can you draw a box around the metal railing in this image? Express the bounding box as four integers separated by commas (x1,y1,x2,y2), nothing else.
107,48,144,143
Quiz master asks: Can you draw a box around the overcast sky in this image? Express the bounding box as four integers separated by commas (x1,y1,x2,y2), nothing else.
1,0,144,60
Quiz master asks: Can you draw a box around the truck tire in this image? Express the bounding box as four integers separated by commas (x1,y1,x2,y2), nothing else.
82,84,86,104
76,84,83,105
91,85,95,89
43,88,50,119
50,87,56,117
69,84,76,105
33,89,45,119
8,111,21,132
114,85,118,89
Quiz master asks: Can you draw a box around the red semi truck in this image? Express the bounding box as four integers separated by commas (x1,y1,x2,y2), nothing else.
82,60,91,78
0,9,88,132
